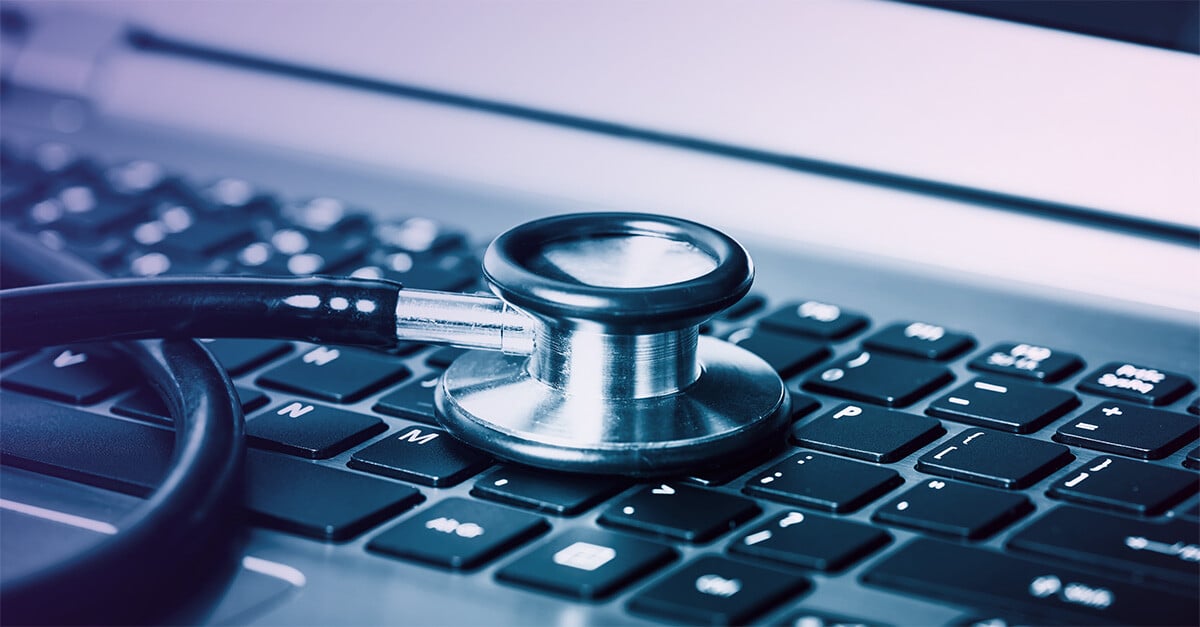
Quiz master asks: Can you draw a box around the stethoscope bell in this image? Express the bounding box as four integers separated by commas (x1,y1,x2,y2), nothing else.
435,213,790,475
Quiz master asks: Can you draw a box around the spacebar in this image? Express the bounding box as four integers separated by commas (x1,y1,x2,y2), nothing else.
0,392,172,497
863,538,1198,626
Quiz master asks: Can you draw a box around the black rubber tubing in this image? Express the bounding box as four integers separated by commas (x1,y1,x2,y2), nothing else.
0,228,408,619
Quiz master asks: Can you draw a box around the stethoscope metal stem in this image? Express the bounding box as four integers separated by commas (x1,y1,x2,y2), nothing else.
393,289,535,355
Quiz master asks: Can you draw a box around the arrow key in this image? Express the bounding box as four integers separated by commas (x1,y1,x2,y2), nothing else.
598,483,760,542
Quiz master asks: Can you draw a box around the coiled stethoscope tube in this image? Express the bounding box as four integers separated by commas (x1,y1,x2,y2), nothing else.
0,213,789,621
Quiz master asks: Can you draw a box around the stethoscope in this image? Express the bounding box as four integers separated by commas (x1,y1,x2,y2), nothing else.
0,212,788,622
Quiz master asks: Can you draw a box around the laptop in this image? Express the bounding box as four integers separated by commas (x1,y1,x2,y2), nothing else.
1,0,1197,624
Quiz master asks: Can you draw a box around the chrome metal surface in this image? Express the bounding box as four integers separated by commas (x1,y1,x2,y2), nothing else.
528,324,699,399
530,233,718,288
393,289,535,355
436,335,789,475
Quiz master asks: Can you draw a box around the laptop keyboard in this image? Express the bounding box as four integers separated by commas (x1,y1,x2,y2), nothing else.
1,141,1198,626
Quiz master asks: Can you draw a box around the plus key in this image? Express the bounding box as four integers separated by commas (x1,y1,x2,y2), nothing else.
1054,403,1198,459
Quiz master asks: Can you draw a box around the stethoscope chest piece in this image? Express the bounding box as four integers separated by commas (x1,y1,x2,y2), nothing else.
434,213,789,475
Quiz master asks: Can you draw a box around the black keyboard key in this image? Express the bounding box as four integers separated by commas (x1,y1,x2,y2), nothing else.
245,449,422,541
425,346,469,369
627,555,810,626
1048,455,1199,515
926,377,1079,434
726,327,831,378
969,342,1083,383
372,372,440,424
246,401,386,459
257,346,410,403
367,498,547,570
793,402,945,463
1,347,133,404
1008,506,1200,589
373,217,468,254
351,252,478,292
917,428,1072,489
598,483,760,542
1190,397,1199,416
198,338,292,376
1053,402,1198,459
471,466,628,515
348,425,491,487
729,510,890,571
113,385,267,426
0,392,170,496
34,183,146,236
1186,447,1200,470
496,528,676,600
780,610,882,627
804,350,953,408
759,300,868,340
864,538,1197,626
745,451,901,512
873,478,1033,540
0,350,33,368
713,292,765,321
1077,362,1195,406
863,321,974,360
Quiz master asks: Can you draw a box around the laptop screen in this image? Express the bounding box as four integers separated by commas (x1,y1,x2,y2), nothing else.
39,0,1199,235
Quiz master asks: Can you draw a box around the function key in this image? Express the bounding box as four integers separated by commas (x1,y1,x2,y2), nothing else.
471,465,628,516
729,510,891,572
349,425,492,487
863,322,975,360
598,483,760,543
246,401,386,459
1053,403,1198,460
496,528,676,600
792,403,944,463
1048,455,1198,516
926,378,1079,434
367,498,548,571
1077,362,1195,406
917,429,1072,489
726,327,831,378
758,300,869,340
803,350,953,408
257,346,410,403
745,451,901,513
968,342,1083,383
627,555,810,626
873,478,1033,540
1,347,133,404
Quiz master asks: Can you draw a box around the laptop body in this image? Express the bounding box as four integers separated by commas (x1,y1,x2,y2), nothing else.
1,1,1197,625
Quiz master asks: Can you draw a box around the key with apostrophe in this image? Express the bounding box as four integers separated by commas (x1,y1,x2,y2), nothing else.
873,478,1033,540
